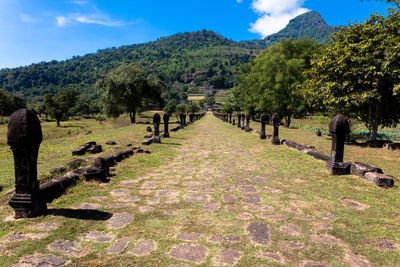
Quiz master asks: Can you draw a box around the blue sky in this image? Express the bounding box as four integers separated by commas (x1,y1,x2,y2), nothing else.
0,0,391,69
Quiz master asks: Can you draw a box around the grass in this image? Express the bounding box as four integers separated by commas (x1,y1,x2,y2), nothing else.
0,114,399,266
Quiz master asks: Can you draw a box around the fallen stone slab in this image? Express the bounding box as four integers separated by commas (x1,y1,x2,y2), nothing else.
40,173,80,202
305,151,331,162
351,162,383,177
87,144,102,154
142,139,153,145
72,141,96,156
364,172,394,187
105,140,116,145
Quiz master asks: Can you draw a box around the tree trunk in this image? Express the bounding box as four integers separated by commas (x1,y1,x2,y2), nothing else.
57,120,60,127
129,111,136,124
284,115,291,127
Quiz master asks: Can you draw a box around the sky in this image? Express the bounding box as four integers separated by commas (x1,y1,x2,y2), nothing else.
0,0,391,69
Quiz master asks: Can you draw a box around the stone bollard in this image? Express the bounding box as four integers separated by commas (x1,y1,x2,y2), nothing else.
163,113,170,138
245,114,251,132
241,113,246,130
153,113,161,143
7,109,47,218
229,114,232,124
180,113,185,128
326,115,351,175
271,113,281,145
237,113,241,128
232,119,236,126
260,113,267,139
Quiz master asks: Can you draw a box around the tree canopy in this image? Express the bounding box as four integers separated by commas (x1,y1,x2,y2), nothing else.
302,10,400,140
232,38,322,126
98,64,165,123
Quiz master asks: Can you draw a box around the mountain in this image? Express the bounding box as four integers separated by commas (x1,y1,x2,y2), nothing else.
0,12,339,103
240,12,341,48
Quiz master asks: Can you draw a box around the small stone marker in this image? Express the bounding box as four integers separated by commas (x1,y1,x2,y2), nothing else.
163,112,170,137
237,113,241,128
7,109,47,218
241,113,246,130
153,113,161,143
245,114,251,132
326,115,351,175
271,113,281,145
260,113,267,139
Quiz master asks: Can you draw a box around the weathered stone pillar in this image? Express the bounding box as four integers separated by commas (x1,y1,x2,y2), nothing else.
232,119,236,126
241,113,246,130
163,113,170,138
8,109,47,218
260,113,267,139
153,113,161,143
271,113,281,145
237,113,241,128
180,113,185,128
229,114,232,124
326,115,351,175
245,114,251,132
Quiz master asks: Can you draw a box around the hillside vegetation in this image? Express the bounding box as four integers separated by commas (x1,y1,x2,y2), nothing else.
0,12,339,103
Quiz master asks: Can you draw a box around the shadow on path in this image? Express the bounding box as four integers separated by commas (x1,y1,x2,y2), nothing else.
47,209,112,221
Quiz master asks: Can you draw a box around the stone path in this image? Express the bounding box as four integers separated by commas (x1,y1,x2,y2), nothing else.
2,115,397,266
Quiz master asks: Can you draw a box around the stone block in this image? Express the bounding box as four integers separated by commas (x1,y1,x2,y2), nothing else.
364,172,394,187
350,162,383,177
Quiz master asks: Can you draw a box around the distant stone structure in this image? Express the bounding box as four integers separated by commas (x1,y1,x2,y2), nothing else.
260,114,267,139
326,114,351,175
163,113,170,138
153,113,161,143
237,114,241,128
271,113,281,145
7,109,47,218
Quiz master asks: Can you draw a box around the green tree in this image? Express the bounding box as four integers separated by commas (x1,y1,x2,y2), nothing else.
361,0,399,8
303,10,400,140
0,89,11,123
43,89,79,127
98,64,164,123
176,103,187,114
163,99,178,115
221,102,233,114
234,38,321,126
186,103,200,114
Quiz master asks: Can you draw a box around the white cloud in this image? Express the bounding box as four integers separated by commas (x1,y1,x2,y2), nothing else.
56,16,69,27
20,14,37,23
237,0,243,3
56,13,125,27
249,0,309,37
70,0,89,5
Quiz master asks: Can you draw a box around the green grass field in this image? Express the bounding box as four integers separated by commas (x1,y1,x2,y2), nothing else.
0,114,399,266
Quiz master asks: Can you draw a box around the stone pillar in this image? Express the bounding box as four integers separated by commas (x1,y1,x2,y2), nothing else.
163,113,170,138
241,113,246,130
180,114,185,128
229,114,232,124
245,114,251,132
7,109,47,218
232,119,236,126
260,113,267,139
183,114,187,126
326,115,351,175
237,113,241,128
271,113,281,145
153,113,161,143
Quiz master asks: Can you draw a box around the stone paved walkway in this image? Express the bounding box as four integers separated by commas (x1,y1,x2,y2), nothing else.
3,114,395,266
